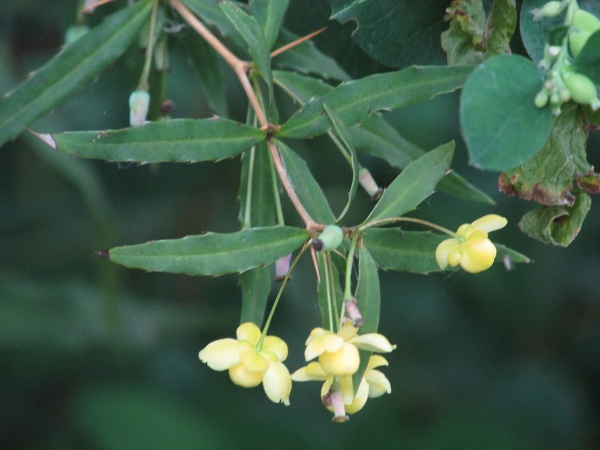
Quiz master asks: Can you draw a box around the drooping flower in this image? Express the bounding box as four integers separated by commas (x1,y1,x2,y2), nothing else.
199,322,292,405
303,321,395,377
435,214,507,274
292,355,392,417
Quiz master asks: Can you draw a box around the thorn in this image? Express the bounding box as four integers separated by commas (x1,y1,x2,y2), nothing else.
81,0,113,14
270,26,328,59
96,249,109,260
27,129,57,149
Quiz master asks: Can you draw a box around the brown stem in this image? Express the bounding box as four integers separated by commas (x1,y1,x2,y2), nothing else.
270,26,327,59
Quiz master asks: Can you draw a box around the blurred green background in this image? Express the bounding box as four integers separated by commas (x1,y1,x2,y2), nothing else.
1,1,600,449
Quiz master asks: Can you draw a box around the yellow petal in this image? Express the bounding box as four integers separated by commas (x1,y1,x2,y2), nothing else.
198,338,240,371
228,363,263,387
319,342,360,376
345,378,369,414
263,361,292,405
461,233,496,273
291,362,329,381
305,327,328,344
236,322,262,344
366,355,389,371
337,321,359,341
365,369,391,397
262,335,288,362
350,333,396,353
240,346,269,373
447,248,463,267
305,332,344,361
470,214,507,233
435,238,460,269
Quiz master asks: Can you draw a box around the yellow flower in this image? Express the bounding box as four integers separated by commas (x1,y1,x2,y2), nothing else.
199,322,292,405
303,321,396,377
292,355,392,416
435,214,507,273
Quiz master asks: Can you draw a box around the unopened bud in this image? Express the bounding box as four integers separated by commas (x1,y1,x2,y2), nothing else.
534,90,549,108
344,297,364,327
129,90,150,126
563,72,599,105
532,1,563,20
274,254,292,281
358,168,383,201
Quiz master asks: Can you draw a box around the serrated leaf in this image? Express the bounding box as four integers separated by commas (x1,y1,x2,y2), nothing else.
239,267,272,326
351,246,380,396
219,1,273,89
519,190,591,246
323,103,359,223
239,141,277,228
273,70,334,103
329,0,449,67
499,104,589,206
107,226,310,276
460,54,553,171
365,142,454,222
250,0,290,49
363,228,529,273
183,0,247,49
181,28,228,116
0,2,152,147
350,115,494,204
572,29,600,84
35,118,265,164
272,29,349,81
275,140,335,224
279,65,474,139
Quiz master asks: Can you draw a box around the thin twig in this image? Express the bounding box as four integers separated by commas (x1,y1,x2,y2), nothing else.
270,27,327,59
81,0,113,14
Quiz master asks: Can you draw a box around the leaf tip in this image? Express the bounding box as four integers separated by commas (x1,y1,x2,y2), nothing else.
28,129,57,149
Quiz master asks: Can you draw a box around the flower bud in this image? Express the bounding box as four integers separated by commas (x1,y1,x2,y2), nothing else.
358,168,383,201
129,90,150,126
344,297,364,327
572,9,600,33
569,30,592,57
563,73,599,105
314,225,344,252
274,254,292,282
532,1,563,20
534,90,549,108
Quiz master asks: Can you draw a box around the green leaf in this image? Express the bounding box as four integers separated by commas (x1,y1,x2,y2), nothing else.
350,115,494,204
441,0,487,65
499,104,589,206
219,1,273,88
460,54,553,171
484,0,517,56
519,190,591,246
365,141,454,222
275,140,336,224
323,103,359,224
239,142,277,228
572,29,600,84
35,118,266,164
107,226,310,276
250,0,290,49
317,252,344,332
239,267,272,326
279,65,474,139
181,28,228,116
363,228,529,273
183,0,247,49
0,2,152,147
351,247,381,396
272,30,349,81
273,70,334,103
329,0,449,67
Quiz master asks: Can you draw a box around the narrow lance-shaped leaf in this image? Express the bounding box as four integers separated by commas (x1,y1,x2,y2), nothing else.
183,0,247,50
239,142,277,228
363,228,530,274
33,118,266,164
278,65,474,139
239,267,272,326
273,70,334,103
323,103,359,224
107,226,310,276
250,0,290,49
0,2,152,147
275,140,336,224
365,141,454,223
317,253,344,332
351,246,380,396
219,1,273,89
